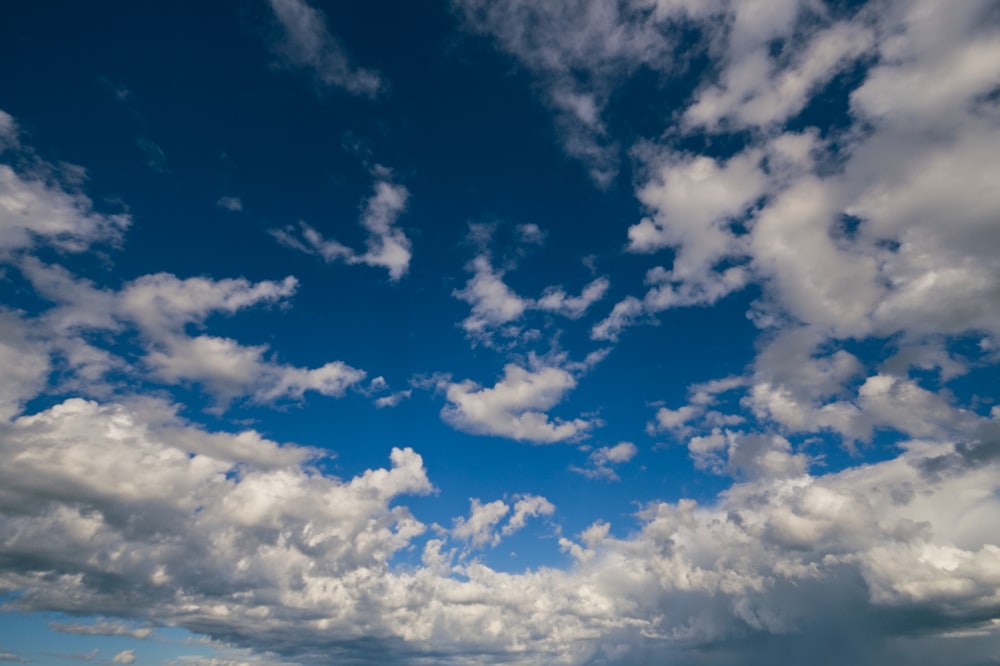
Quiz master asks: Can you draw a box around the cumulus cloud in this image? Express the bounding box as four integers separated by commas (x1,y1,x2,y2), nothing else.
439,363,597,443
453,236,609,345
267,0,385,97
272,177,411,280
3,394,1000,664
111,651,136,664
15,259,366,409
0,110,130,253
571,441,637,480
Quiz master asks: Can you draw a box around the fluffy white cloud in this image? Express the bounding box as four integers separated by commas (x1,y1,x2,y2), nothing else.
111,650,136,664
145,335,366,405
272,178,412,280
454,243,609,344
451,498,509,548
267,0,385,97
440,363,596,443
15,259,366,408
0,112,130,253
571,441,637,480
3,395,1000,664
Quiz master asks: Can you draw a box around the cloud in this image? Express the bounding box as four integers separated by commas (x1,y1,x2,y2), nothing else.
50,620,153,640
267,0,385,97
0,653,29,663
0,111,130,254
453,238,609,345
15,260,366,409
453,0,677,185
374,389,411,408
4,393,1000,663
451,498,509,548
272,177,411,280
439,363,597,443
571,441,637,480
111,651,136,665
216,196,243,212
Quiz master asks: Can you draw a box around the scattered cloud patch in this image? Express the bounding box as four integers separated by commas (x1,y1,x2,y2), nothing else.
267,0,385,97
439,363,596,443
216,196,243,212
571,441,637,481
272,176,411,280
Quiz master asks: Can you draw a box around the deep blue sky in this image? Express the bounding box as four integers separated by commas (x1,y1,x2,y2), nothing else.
2,1,1000,665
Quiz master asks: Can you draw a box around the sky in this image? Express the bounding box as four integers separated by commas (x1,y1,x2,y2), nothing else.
1,0,999,664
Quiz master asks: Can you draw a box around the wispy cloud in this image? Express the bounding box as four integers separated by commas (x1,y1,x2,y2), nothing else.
267,0,386,97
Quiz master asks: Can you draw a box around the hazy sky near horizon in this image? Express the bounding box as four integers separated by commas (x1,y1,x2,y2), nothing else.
2,1,1000,664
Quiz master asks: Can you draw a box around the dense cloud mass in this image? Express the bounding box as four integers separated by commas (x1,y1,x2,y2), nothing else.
2,0,1000,664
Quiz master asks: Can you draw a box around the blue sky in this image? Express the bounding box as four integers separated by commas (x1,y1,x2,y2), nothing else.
1,0,1000,664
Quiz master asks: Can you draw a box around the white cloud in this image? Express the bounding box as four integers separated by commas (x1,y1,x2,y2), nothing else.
111,650,136,664
684,20,874,130
267,0,385,97
451,498,509,548
50,620,153,640
502,494,556,536
0,310,50,420
453,254,528,336
145,335,366,405
440,363,596,443
272,177,412,280
16,260,367,408
535,277,610,319
454,244,609,344
0,111,130,253
1,393,1000,663
216,196,242,212
374,389,411,408
453,0,677,185
572,441,637,481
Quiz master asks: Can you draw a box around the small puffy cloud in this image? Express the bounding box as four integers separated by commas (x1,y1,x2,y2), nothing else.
515,223,545,244
0,652,29,663
454,246,609,344
267,0,384,97
374,389,411,408
535,277,610,319
452,494,555,549
440,363,596,444
272,178,411,280
502,494,556,536
452,498,510,548
111,651,136,664
216,196,242,212
572,441,637,481
453,254,528,336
